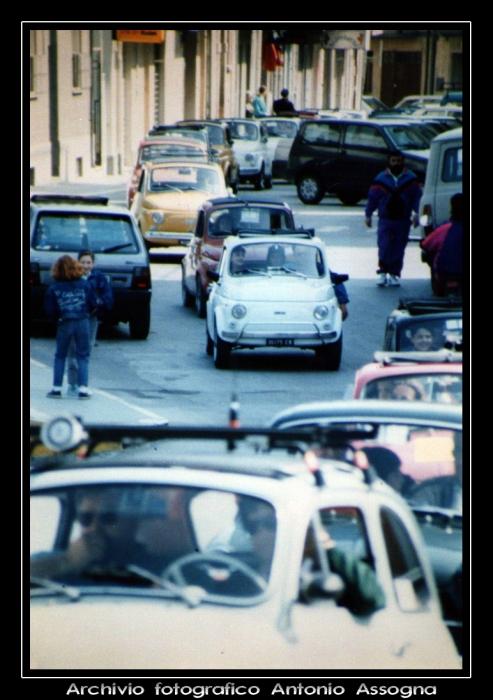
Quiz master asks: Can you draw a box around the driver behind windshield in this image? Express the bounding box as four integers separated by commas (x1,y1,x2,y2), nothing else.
30,487,192,582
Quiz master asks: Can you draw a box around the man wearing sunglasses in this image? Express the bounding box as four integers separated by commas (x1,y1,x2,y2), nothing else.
31,488,156,581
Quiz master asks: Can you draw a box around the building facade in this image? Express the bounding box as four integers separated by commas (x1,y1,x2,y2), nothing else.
29,27,463,186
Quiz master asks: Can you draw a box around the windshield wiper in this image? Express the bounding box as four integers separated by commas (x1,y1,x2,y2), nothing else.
126,565,206,607
30,576,81,601
101,243,134,253
236,268,271,277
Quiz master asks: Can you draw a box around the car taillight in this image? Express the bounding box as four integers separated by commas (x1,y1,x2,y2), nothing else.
420,204,433,236
30,262,40,285
132,266,151,290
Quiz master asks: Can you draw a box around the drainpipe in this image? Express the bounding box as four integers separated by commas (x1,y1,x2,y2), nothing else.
48,30,60,178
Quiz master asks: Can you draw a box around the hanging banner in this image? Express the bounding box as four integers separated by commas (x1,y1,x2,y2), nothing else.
116,30,165,43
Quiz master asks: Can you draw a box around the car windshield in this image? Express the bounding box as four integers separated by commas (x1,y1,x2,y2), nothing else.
360,372,462,405
208,207,293,237
263,120,298,138
30,485,276,604
228,122,259,141
381,124,430,150
229,242,325,277
397,317,462,351
32,213,140,253
149,166,222,194
139,144,206,164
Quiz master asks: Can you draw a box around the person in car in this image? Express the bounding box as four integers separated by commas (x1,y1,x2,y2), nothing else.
365,150,423,288
30,488,158,581
44,254,98,400
65,249,113,397
392,379,427,401
409,326,436,351
359,446,416,498
230,245,247,273
266,244,286,267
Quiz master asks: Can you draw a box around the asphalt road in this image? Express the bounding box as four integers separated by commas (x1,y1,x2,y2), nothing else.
29,179,432,427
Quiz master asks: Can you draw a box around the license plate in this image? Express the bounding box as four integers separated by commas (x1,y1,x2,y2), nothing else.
266,338,294,347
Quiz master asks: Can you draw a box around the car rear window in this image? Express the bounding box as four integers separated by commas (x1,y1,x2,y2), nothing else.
208,207,294,238
442,146,462,183
32,212,140,254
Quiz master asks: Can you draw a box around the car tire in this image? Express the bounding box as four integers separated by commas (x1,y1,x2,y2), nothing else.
195,276,207,318
337,189,363,206
264,173,273,189
206,328,214,356
129,307,151,340
213,326,231,369
253,165,265,191
297,174,324,204
316,334,342,371
181,273,194,308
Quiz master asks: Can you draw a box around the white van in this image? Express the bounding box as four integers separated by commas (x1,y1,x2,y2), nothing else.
419,127,462,237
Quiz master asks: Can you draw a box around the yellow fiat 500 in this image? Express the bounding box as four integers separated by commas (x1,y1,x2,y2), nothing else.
131,161,230,250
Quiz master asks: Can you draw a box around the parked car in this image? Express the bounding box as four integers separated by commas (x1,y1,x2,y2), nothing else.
127,134,211,207
393,95,444,111
205,232,344,369
286,118,430,205
353,350,462,404
29,415,461,670
181,198,296,317
419,128,462,237
223,118,273,190
270,399,464,655
383,297,462,352
130,161,229,250
258,117,302,180
174,120,240,193
29,194,152,340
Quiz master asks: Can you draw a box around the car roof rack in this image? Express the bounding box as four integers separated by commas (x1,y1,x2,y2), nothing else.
236,229,315,239
373,350,463,365
30,194,109,206
397,296,462,315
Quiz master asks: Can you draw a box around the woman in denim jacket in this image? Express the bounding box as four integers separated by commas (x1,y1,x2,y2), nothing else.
44,255,98,399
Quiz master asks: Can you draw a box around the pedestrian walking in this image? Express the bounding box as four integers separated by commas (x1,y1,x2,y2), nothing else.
253,86,268,118
420,193,463,297
365,151,423,287
273,88,296,116
44,255,98,400
66,249,114,396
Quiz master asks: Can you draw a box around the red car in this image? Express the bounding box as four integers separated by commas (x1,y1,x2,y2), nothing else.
353,350,462,405
127,136,210,207
181,198,296,317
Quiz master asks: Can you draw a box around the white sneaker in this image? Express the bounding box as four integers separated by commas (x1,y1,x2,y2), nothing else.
376,273,388,287
388,275,401,287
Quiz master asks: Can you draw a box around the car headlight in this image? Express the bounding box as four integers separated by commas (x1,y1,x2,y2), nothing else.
232,304,247,319
152,212,165,224
245,153,255,163
314,305,329,320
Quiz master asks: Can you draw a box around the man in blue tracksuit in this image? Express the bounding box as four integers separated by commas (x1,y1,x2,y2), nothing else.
365,151,423,288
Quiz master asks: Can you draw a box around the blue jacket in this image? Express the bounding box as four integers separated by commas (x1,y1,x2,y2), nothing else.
365,168,422,222
44,278,98,324
86,269,114,315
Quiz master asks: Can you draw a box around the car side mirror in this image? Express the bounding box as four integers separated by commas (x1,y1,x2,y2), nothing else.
206,270,220,282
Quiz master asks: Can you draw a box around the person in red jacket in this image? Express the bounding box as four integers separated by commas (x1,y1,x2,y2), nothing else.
420,193,463,297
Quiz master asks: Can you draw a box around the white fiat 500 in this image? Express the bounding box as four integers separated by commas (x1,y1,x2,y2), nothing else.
205,233,343,369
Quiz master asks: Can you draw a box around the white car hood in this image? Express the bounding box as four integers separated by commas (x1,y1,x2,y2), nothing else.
219,277,334,303
30,597,461,670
